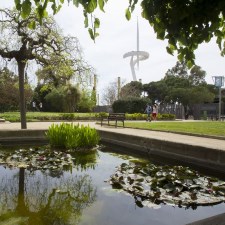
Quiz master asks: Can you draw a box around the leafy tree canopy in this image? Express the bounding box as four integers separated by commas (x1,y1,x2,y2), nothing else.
14,0,225,65
144,62,216,114
120,81,143,100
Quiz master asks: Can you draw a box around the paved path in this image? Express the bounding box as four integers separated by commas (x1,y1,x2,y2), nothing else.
1,121,225,152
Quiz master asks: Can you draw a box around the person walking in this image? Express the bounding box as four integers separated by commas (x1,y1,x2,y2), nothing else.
144,103,152,122
32,101,36,112
152,103,158,121
39,102,43,111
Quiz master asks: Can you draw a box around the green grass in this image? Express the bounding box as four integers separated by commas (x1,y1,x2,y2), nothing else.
124,121,225,137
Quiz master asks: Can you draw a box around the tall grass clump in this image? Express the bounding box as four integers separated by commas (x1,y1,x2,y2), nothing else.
46,123,100,150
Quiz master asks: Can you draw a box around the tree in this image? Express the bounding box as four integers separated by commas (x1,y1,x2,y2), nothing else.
143,62,216,117
143,80,168,104
189,65,207,86
165,61,188,78
35,49,95,89
163,62,215,115
14,0,225,64
120,81,143,100
139,0,225,65
0,9,86,128
101,80,120,106
43,84,80,112
77,90,96,112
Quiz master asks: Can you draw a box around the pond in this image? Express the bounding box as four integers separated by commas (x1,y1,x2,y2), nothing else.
0,146,225,225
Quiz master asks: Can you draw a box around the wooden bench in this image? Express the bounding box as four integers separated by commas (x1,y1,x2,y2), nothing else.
221,115,225,121
209,115,225,121
101,113,125,127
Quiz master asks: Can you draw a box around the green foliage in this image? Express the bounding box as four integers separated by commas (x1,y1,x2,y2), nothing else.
144,62,216,116
91,89,97,106
125,113,175,121
95,112,108,118
120,81,143,100
77,90,96,112
143,81,168,104
112,98,151,113
45,87,65,112
0,67,33,112
125,113,145,120
140,0,225,65
60,113,75,120
158,113,176,120
44,85,81,112
46,123,100,150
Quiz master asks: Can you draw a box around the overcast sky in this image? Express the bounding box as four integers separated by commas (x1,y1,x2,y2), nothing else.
1,1,224,102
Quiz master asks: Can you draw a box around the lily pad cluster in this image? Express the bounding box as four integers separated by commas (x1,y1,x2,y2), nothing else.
109,162,225,209
0,148,74,172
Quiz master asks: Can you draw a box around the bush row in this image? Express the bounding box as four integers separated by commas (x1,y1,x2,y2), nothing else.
0,112,175,122
112,98,151,114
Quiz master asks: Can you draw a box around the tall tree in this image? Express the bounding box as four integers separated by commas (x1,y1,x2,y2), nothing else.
14,0,225,64
165,61,188,78
101,79,126,105
189,65,207,86
120,81,143,100
143,80,168,104
163,63,215,115
101,81,118,106
144,62,216,117
44,84,81,112
0,9,84,128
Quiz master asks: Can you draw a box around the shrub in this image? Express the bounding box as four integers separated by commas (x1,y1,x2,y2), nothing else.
112,98,151,113
159,113,176,120
46,123,100,150
60,113,75,120
95,112,108,118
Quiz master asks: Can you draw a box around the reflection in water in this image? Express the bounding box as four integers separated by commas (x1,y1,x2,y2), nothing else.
72,150,99,171
0,150,98,225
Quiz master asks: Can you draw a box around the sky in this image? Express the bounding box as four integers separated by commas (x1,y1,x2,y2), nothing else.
1,1,225,103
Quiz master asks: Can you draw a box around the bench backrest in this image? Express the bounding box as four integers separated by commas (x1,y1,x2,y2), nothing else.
108,113,125,119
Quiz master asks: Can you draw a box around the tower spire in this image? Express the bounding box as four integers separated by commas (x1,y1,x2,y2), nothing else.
137,16,139,70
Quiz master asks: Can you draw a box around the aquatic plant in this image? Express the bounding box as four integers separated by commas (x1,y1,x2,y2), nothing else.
0,148,74,172
46,123,100,150
109,162,225,209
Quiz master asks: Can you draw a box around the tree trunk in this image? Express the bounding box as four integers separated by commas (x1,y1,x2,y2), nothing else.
18,61,27,129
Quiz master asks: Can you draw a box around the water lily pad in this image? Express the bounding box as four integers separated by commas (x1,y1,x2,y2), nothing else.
108,162,225,209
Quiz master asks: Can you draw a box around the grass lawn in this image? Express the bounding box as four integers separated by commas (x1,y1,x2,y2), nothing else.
124,121,225,137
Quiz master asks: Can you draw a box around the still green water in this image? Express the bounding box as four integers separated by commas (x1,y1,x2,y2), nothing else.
0,146,225,225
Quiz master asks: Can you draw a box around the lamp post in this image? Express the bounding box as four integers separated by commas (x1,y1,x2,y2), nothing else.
117,76,121,100
212,76,224,121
